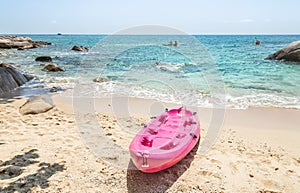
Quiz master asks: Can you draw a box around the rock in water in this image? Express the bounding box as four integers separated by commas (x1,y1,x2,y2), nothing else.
49,86,63,93
265,40,300,62
0,36,51,50
71,45,89,52
35,56,52,62
19,95,54,115
43,64,64,72
0,64,31,95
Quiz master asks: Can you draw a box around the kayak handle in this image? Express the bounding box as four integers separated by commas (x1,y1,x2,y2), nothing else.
139,152,149,168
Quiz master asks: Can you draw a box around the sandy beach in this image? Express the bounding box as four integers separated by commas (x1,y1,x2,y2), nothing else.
0,94,299,193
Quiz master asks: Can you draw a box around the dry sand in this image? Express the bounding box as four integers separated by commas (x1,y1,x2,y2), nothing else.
0,95,299,193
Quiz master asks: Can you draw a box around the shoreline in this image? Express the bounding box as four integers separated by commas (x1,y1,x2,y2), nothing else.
53,94,300,154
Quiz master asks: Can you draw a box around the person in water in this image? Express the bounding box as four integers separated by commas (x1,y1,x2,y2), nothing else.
254,37,261,45
168,41,173,46
174,41,178,46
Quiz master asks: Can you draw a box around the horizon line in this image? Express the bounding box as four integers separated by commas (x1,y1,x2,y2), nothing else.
1,33,300,36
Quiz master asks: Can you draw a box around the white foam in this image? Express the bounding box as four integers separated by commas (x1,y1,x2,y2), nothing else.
100,83,300,109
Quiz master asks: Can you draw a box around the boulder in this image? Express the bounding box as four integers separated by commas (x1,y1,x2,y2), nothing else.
0,36,51,50
93,77,110,83
19,95,54,115
43,64,64,72
71,45,89,52
0,63,18,69
0,64,31,95
35,56,52,62
265,40,300,62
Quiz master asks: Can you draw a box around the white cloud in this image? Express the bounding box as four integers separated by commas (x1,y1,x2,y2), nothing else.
51,20,57,24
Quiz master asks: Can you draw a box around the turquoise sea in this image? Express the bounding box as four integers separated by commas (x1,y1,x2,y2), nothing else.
1,34,300,109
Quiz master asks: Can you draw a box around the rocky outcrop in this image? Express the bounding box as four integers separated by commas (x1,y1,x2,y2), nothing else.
43,64,64,72
35,56,52,62
71,45,89,52
265,40,300,62
19,95,54,115
93,77,110,83
0,64,31,95
0,36,51,50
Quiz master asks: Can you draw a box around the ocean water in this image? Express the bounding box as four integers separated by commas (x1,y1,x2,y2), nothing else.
1,34,300,109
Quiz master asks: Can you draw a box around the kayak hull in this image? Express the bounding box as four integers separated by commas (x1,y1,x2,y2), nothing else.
129,107,200,173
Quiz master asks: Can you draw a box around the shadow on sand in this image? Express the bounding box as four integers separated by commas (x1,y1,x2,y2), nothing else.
0,149,39,180
0,149,65,193
126,141,199,193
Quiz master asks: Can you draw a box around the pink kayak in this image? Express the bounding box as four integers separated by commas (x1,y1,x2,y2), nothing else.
129,107,200,173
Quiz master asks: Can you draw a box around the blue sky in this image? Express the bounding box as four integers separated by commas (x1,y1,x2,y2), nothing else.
1,0,300,34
